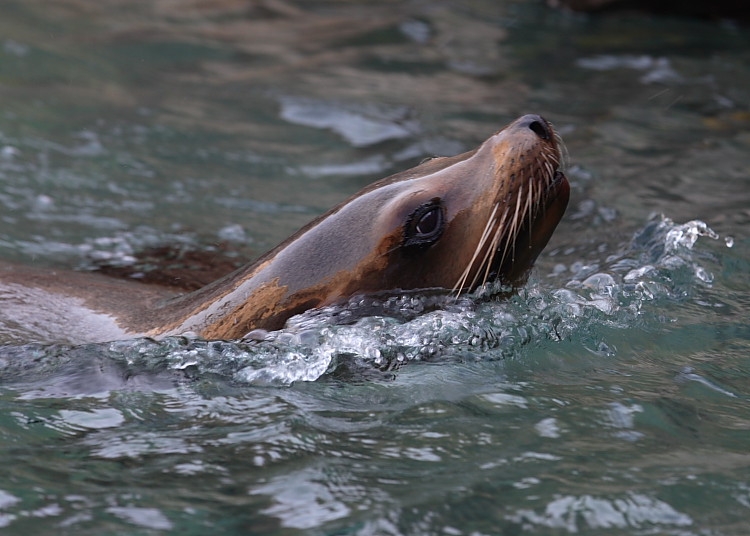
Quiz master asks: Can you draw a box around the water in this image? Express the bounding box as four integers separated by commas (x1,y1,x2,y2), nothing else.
1,0,749,534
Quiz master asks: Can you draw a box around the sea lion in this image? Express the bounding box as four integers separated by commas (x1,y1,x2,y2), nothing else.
0,114,569,345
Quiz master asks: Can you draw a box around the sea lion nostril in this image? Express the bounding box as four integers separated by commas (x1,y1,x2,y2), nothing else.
528,119,551,140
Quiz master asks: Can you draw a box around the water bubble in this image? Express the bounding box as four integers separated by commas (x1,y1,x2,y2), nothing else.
581,273,616,290
244,329,270,342
694,267,713,283
665,219,718,250
623,265,654,282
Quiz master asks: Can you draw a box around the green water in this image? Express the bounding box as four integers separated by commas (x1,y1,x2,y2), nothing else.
1,0,749,534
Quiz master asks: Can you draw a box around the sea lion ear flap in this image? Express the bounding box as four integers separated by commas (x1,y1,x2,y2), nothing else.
402,197,445,249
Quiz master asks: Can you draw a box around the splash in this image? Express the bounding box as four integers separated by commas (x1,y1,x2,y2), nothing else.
0,216,727,388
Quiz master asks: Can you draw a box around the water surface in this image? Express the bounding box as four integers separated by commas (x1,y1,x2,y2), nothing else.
0,1,749,534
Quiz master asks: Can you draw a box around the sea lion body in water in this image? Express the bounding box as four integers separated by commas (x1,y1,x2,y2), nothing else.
0,115,569,344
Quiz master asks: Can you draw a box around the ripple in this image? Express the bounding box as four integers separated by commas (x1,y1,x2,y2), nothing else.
278,96,419,147
509,492,693,532
106,506,173,531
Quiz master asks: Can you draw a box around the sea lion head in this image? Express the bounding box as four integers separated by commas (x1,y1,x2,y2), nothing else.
328,114,570,298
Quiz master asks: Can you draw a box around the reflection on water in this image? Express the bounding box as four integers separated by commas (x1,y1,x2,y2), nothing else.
1,0,750,534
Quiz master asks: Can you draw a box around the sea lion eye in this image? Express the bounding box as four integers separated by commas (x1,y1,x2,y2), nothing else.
416,206,441,236
404,199,444,248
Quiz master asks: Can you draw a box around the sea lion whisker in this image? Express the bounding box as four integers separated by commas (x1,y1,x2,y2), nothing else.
498,186,520,274
471,212,503,289
511,181,528,259
498,231,513,276
468,202,512,290
547,146,561,168
546,154,558,169
382,243,406,257
452,202,499,295
526,179,538,240
545,160,554,183
529,173,535,224
481,215,507,286
493,204,514,273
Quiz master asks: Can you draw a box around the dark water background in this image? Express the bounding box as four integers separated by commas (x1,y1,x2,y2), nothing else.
1,1,749,534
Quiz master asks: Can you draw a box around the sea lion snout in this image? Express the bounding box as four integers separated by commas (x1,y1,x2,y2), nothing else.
516,114,554,141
